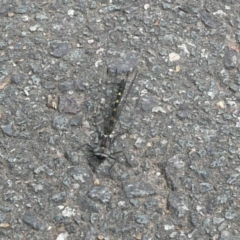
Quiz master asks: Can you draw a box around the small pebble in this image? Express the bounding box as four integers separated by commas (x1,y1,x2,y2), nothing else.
22,15,29,21
67,9,74,16
144,4,150,10
216,101,225,109
94,179,100,185
169,52,180,62
8,12,14,17
29,25,39,32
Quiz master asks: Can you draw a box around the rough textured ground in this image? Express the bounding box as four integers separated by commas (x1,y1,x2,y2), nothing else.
1,0,240,239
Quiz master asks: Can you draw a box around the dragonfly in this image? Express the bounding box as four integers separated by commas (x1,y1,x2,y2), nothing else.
85,68,138,171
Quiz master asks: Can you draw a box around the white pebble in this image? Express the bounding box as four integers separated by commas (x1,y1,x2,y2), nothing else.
67,9,74,16
169,52,180,62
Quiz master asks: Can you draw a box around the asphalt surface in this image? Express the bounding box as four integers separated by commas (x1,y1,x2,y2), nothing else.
0,0,240,239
